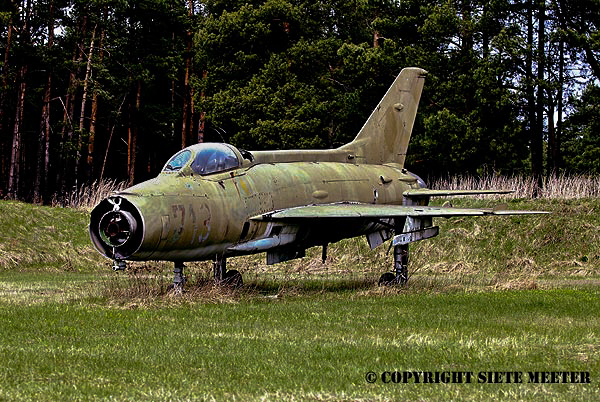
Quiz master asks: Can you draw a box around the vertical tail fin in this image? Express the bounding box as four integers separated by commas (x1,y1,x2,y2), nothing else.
340,67,427,166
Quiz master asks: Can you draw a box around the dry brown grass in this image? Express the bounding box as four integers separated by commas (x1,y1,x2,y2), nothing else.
53,179,127,210
431,173,600,199
98,261,256,306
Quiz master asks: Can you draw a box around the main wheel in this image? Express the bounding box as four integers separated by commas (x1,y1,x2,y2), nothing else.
166,283,185,294
222,269,243,288
378,272,396,286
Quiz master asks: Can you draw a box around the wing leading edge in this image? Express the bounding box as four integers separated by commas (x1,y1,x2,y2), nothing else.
251,202,548,221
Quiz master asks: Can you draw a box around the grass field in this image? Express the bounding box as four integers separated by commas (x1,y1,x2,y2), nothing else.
1,195,600,400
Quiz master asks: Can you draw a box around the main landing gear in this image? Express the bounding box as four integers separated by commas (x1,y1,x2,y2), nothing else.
377,216,439,287
378,243,409,286
168,256,243,292
213,255,243,288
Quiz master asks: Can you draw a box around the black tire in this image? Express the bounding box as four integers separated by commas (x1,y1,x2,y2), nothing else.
378,272,396,286
166,283,185,293
222,269,243,288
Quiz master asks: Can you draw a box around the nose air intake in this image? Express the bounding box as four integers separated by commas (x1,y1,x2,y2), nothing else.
90,196,144,260
98,209,138,247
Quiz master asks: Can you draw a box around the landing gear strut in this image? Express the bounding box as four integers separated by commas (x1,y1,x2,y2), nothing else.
378,244,409,286
394,243,409,284
167,261,187,293
214,255,243,288
378,214,437,287
168,257,243,293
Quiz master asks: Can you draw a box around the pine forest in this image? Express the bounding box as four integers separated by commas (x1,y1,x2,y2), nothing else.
1,0,599,203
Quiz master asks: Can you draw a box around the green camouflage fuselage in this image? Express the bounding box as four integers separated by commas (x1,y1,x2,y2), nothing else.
89,68,430,267
90,147,424,263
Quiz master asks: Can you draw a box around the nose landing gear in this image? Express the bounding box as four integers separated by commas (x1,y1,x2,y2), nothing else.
112,259,127,271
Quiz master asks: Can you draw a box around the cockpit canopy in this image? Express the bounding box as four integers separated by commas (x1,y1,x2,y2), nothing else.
162,143,241,175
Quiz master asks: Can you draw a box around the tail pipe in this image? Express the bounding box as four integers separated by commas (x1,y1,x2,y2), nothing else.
89,196,144,262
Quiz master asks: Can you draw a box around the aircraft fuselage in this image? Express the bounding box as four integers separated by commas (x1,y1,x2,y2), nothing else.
90,149,425,264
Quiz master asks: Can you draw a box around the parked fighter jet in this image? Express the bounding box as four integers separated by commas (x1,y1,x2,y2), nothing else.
90,67,546,288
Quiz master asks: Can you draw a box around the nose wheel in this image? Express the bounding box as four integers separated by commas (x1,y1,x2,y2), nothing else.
167,262,187,294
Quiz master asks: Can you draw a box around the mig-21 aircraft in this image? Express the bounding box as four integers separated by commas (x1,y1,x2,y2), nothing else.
90,67,546,289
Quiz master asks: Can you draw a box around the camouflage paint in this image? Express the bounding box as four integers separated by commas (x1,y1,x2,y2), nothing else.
89,67,546,274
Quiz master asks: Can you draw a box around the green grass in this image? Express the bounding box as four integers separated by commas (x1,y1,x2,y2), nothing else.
1,199,600,400
0,287,598,400
421,197,600,279
0,201,106,272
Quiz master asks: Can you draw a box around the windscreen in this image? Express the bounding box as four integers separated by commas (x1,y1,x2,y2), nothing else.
162,150,192,172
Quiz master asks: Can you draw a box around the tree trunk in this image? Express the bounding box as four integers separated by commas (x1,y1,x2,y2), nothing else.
181,0,195,148
7,0,31,200
88,8,107,181
0,14,13,126
547,91,556,172
526,0,542,196
34,0,55,204
198,69,207,143
7,65,27,199
556,36,564,170
533,0,546,190
100,94,127,181
75,24,97,188
553,0,565,170
0,14,13,194
33,73,52,203
128,80,142,186
57,15,88,198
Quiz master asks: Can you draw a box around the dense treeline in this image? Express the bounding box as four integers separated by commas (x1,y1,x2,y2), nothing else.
1,0,599,203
